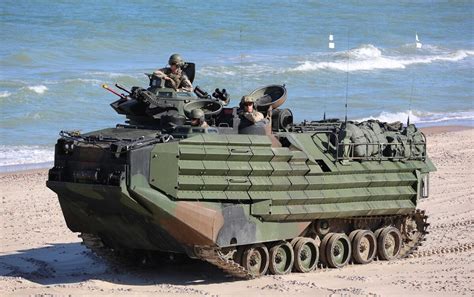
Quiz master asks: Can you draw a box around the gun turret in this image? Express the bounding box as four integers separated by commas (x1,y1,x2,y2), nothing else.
108,74,225,130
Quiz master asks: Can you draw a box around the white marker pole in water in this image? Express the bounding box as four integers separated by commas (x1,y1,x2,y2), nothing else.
329,34,335,49
415,33,422,49
408,33,422,126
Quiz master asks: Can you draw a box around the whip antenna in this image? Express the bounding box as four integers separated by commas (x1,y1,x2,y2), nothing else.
344,72,349,124
408,77,415,126
344,31,350,124
239,26,243,95
324,33,336,120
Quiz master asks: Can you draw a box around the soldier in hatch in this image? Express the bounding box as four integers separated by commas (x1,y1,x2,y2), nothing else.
190,109,209,128
154,54,193,92
240,95,264,124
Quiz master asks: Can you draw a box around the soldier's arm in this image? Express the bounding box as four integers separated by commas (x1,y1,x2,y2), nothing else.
244,112,264,123
179,75,193,92
254,112,265,122
153,68,169,79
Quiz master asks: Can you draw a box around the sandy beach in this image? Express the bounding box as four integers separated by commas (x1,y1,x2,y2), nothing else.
0,126,472,296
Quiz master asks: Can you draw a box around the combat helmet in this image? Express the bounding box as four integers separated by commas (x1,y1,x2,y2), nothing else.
190,108,205,120
168,54,185,68
241,95,255,104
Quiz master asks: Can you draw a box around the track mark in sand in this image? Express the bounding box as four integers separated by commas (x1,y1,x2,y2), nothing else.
409,242,474,258
431,210,474,222
429,219,474,230
391,273,473,296
2,257,56,279
149,284,212,296
253,276,377,295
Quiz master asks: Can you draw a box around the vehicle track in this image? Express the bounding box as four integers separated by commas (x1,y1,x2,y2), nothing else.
196,210,428,279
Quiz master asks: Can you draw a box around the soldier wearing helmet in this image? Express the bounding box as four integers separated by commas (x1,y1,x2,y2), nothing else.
240,95,264,123
154,54,193,92
190,109,209,128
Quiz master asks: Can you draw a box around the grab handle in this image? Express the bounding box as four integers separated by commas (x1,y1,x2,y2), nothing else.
230,148,250,154
228,178,248,183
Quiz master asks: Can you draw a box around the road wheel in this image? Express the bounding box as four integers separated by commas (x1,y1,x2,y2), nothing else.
377,227,402,260
269,241,294,275
319,233,334,267
349,229,362,243
352,230,377,264
241,244,269,277
293,238,319,273
326,233,351,268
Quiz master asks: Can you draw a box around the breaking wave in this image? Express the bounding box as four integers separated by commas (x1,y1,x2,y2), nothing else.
196,44,474,76
0,145,54,167
293,44,474,72
26,85,48,94
0,91,12,98
356,110,474,125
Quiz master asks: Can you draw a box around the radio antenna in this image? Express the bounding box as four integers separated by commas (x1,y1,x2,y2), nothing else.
239,26,243,95
408,77,415,126
324,33,336,120
344,30,350,124
344,70,349,124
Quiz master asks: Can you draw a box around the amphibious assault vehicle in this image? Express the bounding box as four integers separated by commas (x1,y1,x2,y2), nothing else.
47,63,435,277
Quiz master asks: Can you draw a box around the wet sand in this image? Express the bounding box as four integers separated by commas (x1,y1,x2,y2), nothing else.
0,126,473,296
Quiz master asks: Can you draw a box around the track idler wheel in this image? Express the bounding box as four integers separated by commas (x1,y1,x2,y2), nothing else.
241,244,269,277
292,237,319,273
269,241,294,275
377,227,402,260
350,230,377,264
325,233,351,268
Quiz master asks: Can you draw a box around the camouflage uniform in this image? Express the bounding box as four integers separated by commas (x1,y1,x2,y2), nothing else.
242,110,264,123
154,67,193,92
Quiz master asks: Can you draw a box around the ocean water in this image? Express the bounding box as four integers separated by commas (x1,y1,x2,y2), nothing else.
1,0,473,169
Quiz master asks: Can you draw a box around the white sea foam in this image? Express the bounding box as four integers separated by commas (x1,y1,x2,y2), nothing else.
292,44,474,72
27,85,48,94
0,145,54,166
43,78,103,85
199,66,237,77
0,91,12,98
85,71,141,79
337,44,383,59
199,64,275,77
69,78,103,84
356,110,474,124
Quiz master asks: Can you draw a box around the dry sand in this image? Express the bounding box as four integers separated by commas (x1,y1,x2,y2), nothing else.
0,126,473,296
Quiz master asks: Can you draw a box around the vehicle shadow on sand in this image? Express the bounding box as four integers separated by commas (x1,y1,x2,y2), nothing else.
0,242,236,286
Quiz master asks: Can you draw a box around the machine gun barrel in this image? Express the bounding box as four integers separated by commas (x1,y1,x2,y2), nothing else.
115,83,131,95
102,84,126,99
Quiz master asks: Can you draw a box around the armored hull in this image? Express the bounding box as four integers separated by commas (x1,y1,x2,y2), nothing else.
47,79,435,277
